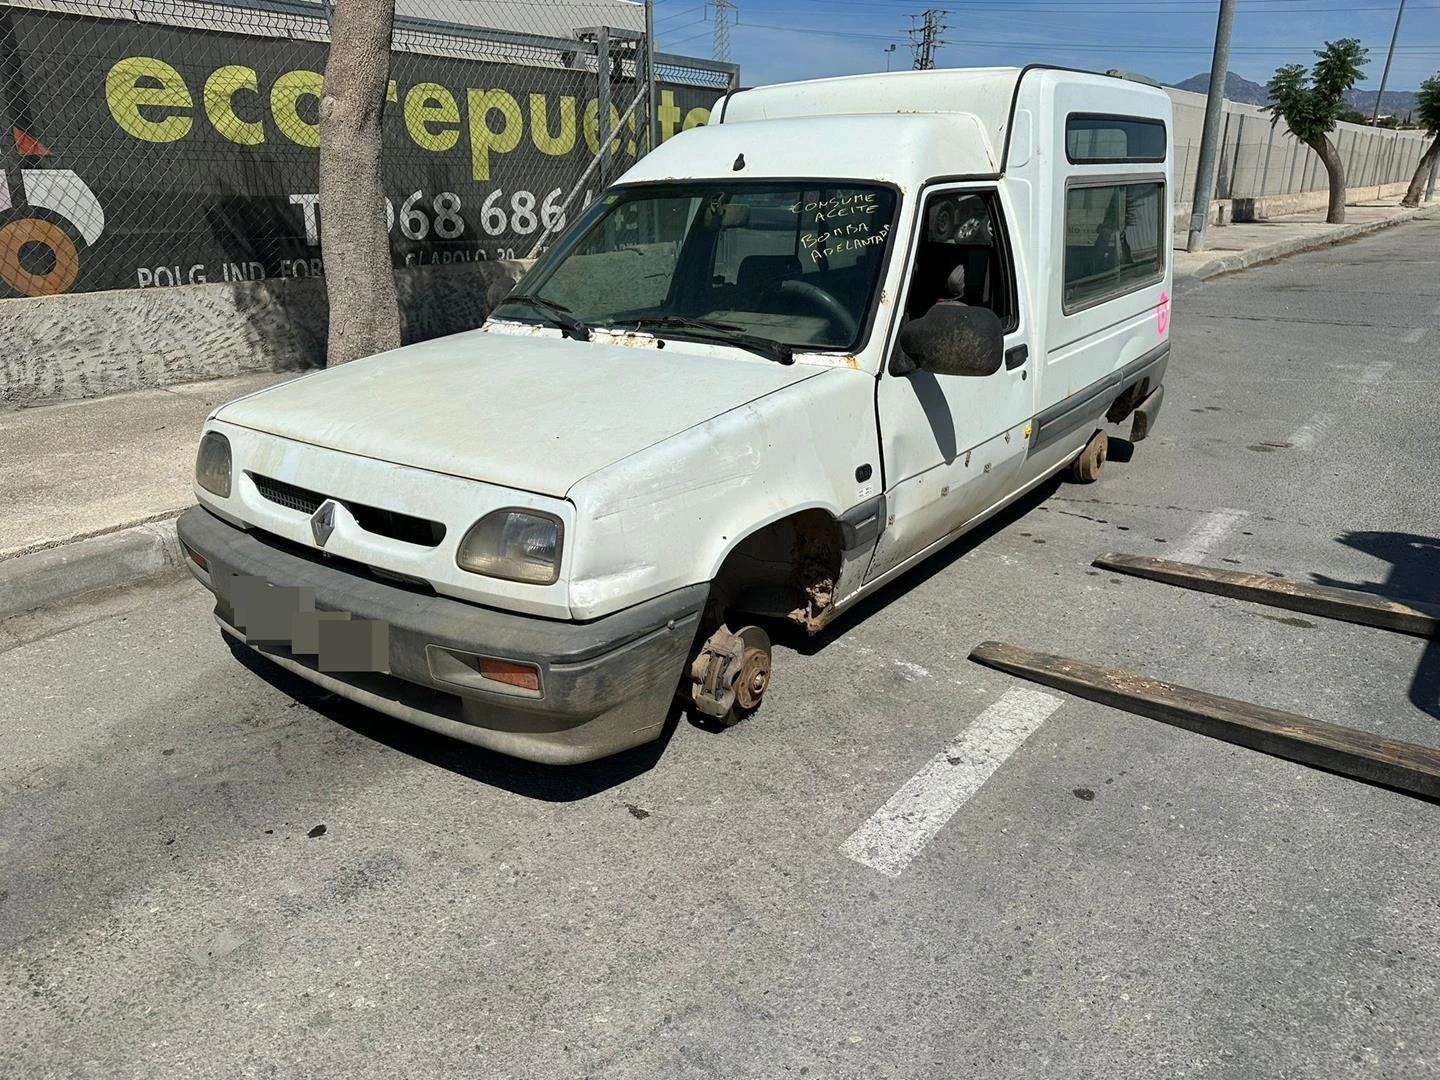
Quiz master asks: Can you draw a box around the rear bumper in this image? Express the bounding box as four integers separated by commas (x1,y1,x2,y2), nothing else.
177,506,707,764
1130,382,1164,441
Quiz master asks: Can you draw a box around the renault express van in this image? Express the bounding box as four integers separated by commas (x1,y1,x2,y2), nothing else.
178,66,1172,764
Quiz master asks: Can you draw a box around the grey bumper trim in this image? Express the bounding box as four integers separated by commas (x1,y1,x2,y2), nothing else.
178,507,707,763
1031,341,1170,452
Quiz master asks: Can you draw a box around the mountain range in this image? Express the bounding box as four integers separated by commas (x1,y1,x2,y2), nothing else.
1170,71,1420,117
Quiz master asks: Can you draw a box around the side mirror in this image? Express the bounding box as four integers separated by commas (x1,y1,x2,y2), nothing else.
896,304,1005,377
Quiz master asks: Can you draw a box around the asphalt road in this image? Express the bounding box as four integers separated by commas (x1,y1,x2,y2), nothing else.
4,218,1439,1079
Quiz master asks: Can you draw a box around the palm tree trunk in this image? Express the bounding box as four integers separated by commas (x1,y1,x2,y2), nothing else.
1308,135,1348,224
1401,135,1440,208
319,0,400,366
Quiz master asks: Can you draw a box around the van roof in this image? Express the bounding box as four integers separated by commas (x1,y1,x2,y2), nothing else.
621,112,1000,187
717,66,1169,171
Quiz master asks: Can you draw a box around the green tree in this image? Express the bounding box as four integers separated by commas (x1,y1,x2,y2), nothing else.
1267,39,1369,224
1401,74,1440,208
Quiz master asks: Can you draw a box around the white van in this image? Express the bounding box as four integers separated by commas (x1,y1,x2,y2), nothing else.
179,66,1173,763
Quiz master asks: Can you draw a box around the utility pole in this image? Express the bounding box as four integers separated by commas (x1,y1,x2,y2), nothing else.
644,0,657,152
1370,0,1406,125
709,0,734,64
885,43,897,72
909,9,947,71
1186,0,1236,252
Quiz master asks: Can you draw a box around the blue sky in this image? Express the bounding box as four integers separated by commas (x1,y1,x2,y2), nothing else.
653,0,1440,95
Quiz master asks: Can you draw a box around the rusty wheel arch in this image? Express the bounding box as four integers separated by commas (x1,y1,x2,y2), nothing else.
709,509,845,633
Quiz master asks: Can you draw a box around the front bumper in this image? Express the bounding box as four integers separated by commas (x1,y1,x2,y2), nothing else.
177,507,707,764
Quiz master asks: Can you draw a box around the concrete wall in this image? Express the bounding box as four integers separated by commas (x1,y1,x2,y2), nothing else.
1167,87,1432,216
1,260,525,410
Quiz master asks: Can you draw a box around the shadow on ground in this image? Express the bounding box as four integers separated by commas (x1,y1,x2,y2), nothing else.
1311,530,1440,722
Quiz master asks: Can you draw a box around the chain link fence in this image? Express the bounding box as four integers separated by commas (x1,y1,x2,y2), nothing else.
0,0,736,297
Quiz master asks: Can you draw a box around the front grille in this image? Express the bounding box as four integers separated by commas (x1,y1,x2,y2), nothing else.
249,473,448,548
252,474,324,515
248,527,438,597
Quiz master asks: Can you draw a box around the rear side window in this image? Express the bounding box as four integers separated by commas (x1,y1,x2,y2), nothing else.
1063,181,1165,311
1066,115,1166,164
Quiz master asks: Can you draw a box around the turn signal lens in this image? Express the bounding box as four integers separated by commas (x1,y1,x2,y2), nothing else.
195,431,232,498
182,542,208,571
477,657,541,692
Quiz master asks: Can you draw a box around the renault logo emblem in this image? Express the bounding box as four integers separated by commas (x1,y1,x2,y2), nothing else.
310,500,337,547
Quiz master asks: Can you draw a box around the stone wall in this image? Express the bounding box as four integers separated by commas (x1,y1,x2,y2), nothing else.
1,259,526,410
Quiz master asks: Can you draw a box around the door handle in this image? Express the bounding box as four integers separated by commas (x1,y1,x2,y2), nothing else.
1005,344,1029,370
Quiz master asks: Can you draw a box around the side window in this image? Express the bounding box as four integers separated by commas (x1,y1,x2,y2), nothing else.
1062,181,1165,311
902,190,1017,332
1066,115,1166,164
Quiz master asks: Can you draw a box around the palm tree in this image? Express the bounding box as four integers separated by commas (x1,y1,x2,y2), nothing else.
1267,39,1369,224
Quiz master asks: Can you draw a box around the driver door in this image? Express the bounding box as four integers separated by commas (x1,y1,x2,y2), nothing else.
866,185,1035,583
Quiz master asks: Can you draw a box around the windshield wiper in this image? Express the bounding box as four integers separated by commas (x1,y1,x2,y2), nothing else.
498,294,591,341
608,315,794,366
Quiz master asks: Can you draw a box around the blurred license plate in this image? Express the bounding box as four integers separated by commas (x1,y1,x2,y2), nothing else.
221,573,389,673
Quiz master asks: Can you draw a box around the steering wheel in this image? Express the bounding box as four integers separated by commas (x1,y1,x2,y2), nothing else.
779,279,860,343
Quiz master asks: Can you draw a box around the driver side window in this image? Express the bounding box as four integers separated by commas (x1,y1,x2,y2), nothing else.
901,190,1018,332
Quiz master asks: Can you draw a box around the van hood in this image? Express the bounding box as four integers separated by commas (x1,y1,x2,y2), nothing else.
214,328,823,497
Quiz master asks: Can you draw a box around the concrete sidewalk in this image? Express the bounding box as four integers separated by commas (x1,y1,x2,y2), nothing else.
0,372,293,617
1173,192,1437,289
2,195,1437,620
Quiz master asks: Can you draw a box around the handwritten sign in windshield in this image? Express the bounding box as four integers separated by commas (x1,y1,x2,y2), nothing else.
789,192,881,222
792,192,888,264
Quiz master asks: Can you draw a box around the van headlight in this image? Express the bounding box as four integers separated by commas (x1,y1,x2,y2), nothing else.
456,509,563,584
195,431,232,497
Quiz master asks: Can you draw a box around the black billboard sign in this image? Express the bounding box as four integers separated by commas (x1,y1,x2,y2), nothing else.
0,8,721,297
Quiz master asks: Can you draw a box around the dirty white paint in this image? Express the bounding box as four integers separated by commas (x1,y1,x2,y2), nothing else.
1169,507,1247,564
839,687,1064,877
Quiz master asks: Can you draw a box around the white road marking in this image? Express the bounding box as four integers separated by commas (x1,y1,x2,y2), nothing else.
1287,411,1334,450
1358,360,1393,385
839,688,1063,878
1401,327,1429,346
1168,507,1247,564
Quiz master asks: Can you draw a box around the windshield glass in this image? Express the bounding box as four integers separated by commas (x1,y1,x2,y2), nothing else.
492,182,898,353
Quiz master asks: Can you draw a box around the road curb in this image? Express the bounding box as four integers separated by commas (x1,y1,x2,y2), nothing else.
0,516,187,620
1174,205,1436,293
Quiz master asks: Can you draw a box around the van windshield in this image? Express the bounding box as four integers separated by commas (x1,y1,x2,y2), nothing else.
492,182,898,357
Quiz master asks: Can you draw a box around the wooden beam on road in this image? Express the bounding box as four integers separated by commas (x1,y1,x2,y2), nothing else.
968,641,1440,802
1093,551,1440,638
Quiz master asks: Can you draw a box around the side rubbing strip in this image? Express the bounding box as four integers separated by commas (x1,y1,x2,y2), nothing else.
1030,342,1169,453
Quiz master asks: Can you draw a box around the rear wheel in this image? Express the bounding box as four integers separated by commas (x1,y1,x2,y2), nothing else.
1070,430,1108,483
